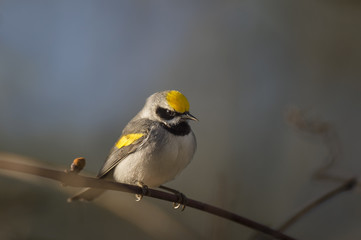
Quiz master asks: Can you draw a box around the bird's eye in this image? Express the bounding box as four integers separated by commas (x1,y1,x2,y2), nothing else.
156,107,176,120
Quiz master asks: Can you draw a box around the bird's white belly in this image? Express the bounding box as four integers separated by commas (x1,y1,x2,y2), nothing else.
113,132,196,187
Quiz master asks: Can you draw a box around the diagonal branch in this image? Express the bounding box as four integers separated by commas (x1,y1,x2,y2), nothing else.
277,177,357,232
0,159,296,240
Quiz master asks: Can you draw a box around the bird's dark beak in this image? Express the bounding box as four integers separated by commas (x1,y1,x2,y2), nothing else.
182,112,198,121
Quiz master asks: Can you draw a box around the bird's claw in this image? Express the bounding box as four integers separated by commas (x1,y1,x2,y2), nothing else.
135,181,149,202
172,192,187,211
159,185,188,211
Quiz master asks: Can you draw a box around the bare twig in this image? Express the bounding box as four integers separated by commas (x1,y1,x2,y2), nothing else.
272,107,357,234
0,159,296,240
277,177,357,232
286,107,342,180
252,108,356,240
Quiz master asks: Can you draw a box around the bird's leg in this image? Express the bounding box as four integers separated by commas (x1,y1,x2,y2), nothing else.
135,181,149,202
159,185,187,211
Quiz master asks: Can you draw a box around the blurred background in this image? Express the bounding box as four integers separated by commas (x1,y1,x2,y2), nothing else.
1,1,361,239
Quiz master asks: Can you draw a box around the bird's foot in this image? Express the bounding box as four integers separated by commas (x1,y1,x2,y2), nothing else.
135,181,149,202
159,185,188,211
173,192,187,211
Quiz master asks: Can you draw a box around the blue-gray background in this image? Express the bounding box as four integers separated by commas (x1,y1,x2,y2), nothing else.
1,1,361,239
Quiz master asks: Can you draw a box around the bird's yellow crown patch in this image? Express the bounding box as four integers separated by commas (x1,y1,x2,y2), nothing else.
115,133,144,149
166,90,190,113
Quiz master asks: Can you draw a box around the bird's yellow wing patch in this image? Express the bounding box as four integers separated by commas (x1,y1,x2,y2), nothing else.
115,133,144,149
166,90,190,113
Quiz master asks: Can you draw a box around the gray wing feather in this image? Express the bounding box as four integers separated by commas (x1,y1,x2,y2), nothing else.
97,118,155,178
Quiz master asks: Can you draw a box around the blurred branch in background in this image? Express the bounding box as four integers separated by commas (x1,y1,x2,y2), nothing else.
252,107,359,240
277,177,356,233
286,107,357,185
253,177,357,240
0,155,296,240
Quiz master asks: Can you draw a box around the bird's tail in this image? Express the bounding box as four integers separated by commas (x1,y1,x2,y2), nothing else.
67,188,105,202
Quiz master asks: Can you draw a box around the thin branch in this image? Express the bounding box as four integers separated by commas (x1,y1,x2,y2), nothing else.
277,177,357,232
286,107,342,180
273,107,358,234
0,159,296,240
251,109,357,240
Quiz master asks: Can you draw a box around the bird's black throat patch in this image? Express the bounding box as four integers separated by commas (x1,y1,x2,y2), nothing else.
161,122,191,136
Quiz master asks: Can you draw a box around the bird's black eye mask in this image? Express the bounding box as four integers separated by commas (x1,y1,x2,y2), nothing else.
156,107,180,120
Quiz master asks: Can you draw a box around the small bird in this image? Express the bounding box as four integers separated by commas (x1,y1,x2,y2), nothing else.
69,90,197,202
